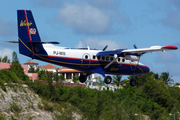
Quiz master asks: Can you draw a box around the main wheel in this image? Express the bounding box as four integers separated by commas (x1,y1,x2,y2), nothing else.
130,79,136,86
79,74,87,83
104,76,112,84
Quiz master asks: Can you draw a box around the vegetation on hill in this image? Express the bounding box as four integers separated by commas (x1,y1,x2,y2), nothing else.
26,71,180,120
0,52,180,119
0,52,29,91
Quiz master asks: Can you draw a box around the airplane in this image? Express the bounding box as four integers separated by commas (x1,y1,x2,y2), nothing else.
16,10,178,86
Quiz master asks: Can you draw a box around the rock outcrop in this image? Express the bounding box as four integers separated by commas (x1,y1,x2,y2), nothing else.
0,83,70,120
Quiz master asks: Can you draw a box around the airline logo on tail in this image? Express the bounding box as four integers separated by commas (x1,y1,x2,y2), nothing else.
20,20,32,27
30,28,36,34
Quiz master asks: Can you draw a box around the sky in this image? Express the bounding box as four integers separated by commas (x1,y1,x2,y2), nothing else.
0,0,180,83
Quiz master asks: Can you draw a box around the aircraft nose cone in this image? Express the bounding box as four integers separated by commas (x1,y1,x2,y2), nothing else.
144,66,150,73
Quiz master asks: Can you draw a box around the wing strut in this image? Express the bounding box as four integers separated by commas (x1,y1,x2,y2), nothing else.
104,54,118,69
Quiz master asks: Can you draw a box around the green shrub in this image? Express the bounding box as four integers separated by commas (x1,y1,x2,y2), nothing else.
53,108,75,120
10,103,21,112
42,101,54,112
0,112,5,120
37,102,43,109
0,79,6,92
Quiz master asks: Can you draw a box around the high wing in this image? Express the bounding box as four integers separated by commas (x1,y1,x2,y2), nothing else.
122,46,178,54
96,45,178,70
96,49,124,56
97,46,178,56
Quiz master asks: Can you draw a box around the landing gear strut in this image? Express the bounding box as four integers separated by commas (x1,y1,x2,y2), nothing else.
104,76,112,84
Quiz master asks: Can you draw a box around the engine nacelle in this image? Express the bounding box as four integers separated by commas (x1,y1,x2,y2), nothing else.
125,55,140,61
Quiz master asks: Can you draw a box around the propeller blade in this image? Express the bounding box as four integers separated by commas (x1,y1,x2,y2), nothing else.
133,44,137,49
103,45,108,51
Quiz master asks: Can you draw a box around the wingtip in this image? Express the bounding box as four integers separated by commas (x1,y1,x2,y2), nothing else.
162,46,178,50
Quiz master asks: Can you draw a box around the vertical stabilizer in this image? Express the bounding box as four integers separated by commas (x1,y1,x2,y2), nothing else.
17,10,47,58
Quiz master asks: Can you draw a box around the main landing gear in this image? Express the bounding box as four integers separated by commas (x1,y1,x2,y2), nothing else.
130,79,136,86
79,73,87,83
104,76,112,84
79,73,136,86
130,73,136,86
104,76,136,86
79,74,112,85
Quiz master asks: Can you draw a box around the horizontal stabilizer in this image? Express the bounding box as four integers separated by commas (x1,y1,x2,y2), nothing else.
28,42,60,44
7,41,19,43
7,41,60,44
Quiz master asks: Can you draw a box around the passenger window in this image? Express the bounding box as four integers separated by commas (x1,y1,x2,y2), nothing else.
93,55,96,59
85,55,88,59
102,56,105,60
106,57,109,61
122,59,125,62
110,57,113,61
97,56,100,60
118,58,121,62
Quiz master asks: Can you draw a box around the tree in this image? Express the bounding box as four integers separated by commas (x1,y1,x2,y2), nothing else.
59,75,65,83
12,51,19,63
160,71,174,85
53,69,60,85
46,72,53,90
28,65,36,73
120,79,129,88
175,83,180,85
111,75,123,87
9,52,29,82
95,76,105,86
38,70,46,80
153,73,160,80
52,70,65,85
28,65,39,73
2,56,10,63
72,76,79,83
128,71,158,87
7,59,10,63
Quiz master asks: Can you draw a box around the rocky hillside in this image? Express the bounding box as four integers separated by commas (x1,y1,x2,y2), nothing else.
0,83,81,120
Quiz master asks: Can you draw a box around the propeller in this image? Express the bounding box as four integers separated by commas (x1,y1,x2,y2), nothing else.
102,45,108,51
132,44,141,66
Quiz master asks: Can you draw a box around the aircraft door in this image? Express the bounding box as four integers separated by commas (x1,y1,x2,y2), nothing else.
81,53,91,68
